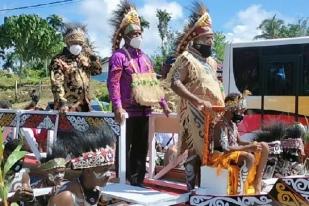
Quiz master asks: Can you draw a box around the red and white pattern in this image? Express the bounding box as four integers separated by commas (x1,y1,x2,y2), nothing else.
71,147,115,169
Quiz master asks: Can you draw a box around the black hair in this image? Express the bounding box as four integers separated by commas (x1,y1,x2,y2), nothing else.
4,138,20,153
54,124,116,159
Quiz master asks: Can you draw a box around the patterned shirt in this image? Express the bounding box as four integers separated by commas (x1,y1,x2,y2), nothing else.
49,48,102,112
107,46,153,117
214,120,239,152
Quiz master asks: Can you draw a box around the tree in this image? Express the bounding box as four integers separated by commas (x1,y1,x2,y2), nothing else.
0,49,4,60
254,15,285,39
156,9,172,56
47,14,65,33
2,52,17,71
281,18,309,38
213,32,227,62
255,15,309,40
0,14,64,75
140,16,150,31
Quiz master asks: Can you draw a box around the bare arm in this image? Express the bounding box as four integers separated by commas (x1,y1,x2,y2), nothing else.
215,122,257,152
48,191,75,206
236,129,251,146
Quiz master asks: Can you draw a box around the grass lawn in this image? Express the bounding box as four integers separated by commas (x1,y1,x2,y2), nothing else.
0,73,107,109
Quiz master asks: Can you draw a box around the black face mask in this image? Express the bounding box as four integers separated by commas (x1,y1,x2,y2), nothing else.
232,113,244,123
193,44,212,58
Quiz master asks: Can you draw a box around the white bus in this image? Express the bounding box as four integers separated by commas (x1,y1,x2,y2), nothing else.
223,37,309,134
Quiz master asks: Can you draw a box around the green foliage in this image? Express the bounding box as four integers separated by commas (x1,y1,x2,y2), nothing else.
156,9,172,57
2,52,18,71
0,49,5,62
4,147,26,178
0,71,19,89
152,54,167,74
0,129,26,205
0,70,49,91
22,67,46,79
0,14,64,74
140,16,150,31
255,15,284,39
280,18,309,38
213,32,227,62
97,85,109,102
47,14,65,33
152,9,178,74
255,15,309,39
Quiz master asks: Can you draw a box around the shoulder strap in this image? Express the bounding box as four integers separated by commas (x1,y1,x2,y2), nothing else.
122,47,154,73
122,47,138,73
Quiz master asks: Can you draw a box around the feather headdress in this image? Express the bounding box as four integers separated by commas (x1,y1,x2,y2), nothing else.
63,23,87,45
175,1,213,55
110,0,141,51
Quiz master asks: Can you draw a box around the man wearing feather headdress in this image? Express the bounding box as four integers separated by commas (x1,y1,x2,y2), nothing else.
107,1,170,186
49,24,102,112
166,1,225,191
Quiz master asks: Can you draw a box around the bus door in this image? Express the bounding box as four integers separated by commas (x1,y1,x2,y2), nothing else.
261,55,301,125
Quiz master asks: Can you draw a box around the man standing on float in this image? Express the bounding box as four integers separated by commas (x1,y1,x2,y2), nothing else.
166,1,225,191
108,1,170,186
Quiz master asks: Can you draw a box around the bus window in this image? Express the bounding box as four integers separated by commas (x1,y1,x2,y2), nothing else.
265,62,294,95
303,46,309,94
233,48,260,95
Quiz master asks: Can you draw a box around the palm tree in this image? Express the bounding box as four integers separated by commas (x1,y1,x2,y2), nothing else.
254,15,285,39
213,32,227,62
47,14,64,33
0,49,4,60
156,9,172,56
140,16,150,31
284,18,309,37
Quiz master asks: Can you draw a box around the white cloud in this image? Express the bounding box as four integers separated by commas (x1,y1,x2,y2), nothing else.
79,0,120,57
138,0,183,55
79,0,184,57
225,4,293,43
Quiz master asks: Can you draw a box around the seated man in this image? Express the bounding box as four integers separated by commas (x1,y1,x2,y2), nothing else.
212,93,269,195
49,125,116,206
30,153,67,205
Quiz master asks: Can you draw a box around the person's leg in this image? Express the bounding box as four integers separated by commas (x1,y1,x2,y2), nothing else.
184,150,201,191
126,117,134,181
236,152,255,194
253,142,269,194
129,117,149,186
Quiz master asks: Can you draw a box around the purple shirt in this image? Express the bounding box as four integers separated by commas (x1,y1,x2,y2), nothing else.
107,46,152,117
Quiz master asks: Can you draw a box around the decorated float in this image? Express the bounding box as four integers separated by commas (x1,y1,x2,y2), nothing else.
0,109,308,205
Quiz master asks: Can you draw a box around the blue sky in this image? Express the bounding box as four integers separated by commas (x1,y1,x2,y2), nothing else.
1,0,309,56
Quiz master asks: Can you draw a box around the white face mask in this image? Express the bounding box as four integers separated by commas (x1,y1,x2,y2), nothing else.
69,44,82,55
130,36,142,49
